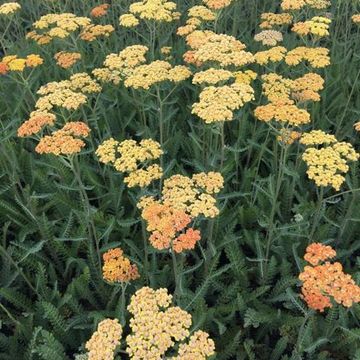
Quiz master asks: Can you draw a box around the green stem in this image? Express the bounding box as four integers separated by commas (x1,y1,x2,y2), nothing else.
263,143,288,280
220,122,225,170
171,246,181,298
0,302,20,326
69,156,101,271
141,220,150,284
119,283,128,326
0,244,40,297
308,186,324,244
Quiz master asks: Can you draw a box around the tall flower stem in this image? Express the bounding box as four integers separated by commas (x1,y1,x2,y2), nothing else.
141,219,150,284
263,142,289,280
171,245,181,298
308,186,324,244
119,282,128,326
220,122,225,170
68,156,101,271
155,85,165,190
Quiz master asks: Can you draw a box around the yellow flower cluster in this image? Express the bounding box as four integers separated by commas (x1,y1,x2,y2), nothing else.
27,13,91,44
191,34,254,67
292,16,331,37
260,12,293,29
0,54,43,72
93,45,148,85
177,5,215,36
192,68,234,85
281,0,330,10
354,122,360,131
192,83,255,123
35,122,91,156
299,130,337,145
85,319,122,360
126,287,215,359
162,172,224,218
124,61,191,90
254,46,287,65
261,72,324,104
254,30,283,46
255,103,311,126
0,2,21,15
234,70,257,85
35,73,101,112
119,14,140,27
285,47,330,68
80,24,114,41
96,138,163,188
188,5,216,21
352,14,360,24
171,331,215,359
54,52,81,69
104,45,148,72
300,130,359,190
120,0,180,26
102,248,140,283
261,73,294,103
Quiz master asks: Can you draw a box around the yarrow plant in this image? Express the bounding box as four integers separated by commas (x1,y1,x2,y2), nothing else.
1,0,360,359
299,243,360,312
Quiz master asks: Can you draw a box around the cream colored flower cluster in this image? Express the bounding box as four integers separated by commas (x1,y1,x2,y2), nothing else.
124,60,191,90
35,73,101,112
96,138,163,188
0,2,21,15
177,5,216,36
281,0,330,11
254,30,283,46
119,0,180,27
93,45,191,89
126,287,215,359
192,83,255,123
85,319,122,360
190,33,254,68
26,13,91,44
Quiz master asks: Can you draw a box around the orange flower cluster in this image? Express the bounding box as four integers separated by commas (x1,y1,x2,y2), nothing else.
299,244,360,312
35,122,90,156
54,51,81,69
17,112,56,137
102,248,139,283
141,202,201,252
304,243,336,266
90,4,110,18
203,0,233,9
80,24,114,41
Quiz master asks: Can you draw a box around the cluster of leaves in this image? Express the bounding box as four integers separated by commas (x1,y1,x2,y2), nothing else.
0,0,360,359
